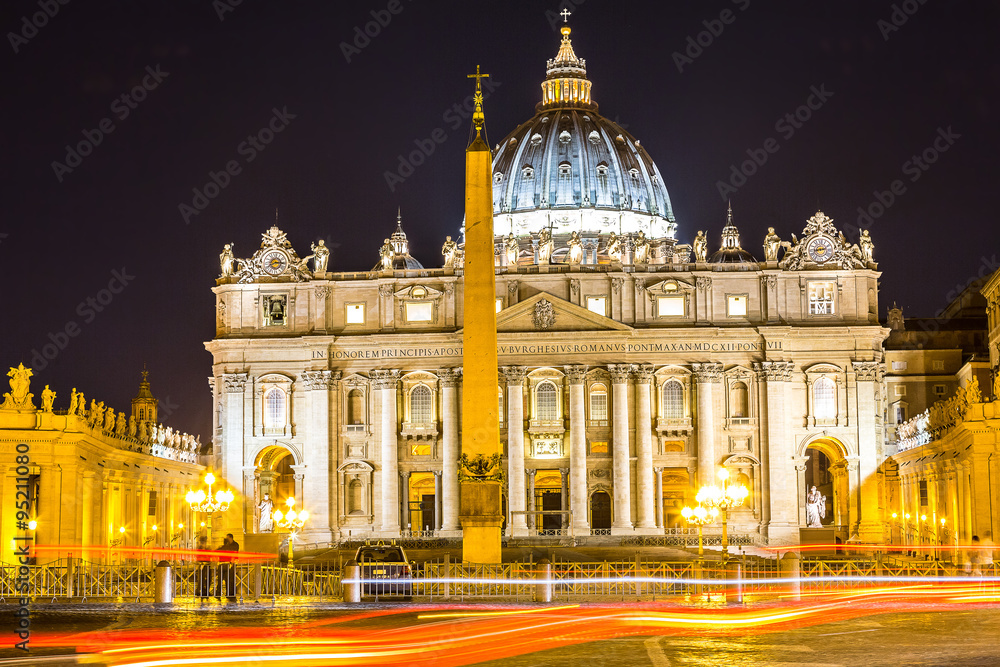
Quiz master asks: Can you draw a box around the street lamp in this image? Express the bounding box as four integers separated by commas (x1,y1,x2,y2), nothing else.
681,504,719,557
696,468,749,561
186,472,235,545
273,497,309,565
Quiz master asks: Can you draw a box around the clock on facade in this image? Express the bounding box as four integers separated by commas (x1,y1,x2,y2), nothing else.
262,250,289,276
806,236,835,264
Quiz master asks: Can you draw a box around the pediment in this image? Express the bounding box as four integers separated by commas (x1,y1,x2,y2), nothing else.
496,292,633,333
645,278,695,295
394,284,443,300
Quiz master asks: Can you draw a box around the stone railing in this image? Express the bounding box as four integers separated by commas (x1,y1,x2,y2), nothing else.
895,377,985,453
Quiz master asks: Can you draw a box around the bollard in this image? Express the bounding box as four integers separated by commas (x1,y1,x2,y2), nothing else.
726,561,743,605
779,551,801,601
343,560,361,604
154,561,174,607
534,558,552,603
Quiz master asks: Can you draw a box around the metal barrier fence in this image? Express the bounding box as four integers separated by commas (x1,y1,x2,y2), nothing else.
4,557,996,602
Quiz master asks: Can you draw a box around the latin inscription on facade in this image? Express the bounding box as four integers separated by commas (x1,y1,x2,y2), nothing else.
330,340,781,360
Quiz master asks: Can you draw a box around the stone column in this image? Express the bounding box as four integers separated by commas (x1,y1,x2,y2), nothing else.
502,366,528,536
609,364,633,533
527,470,537,531
434,471,442,531
559,467,569,529
371,369,401,535
401,470,411,532
654,467,664,529
38,465,63,561
300,370,339,542
439,369,461,534
693,363,723,487
753,361,798,543
565,365,590,534
852,362,884,541
633,364,656,532
221,373,248,538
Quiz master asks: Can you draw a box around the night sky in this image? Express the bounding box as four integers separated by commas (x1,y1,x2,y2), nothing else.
4,0,999,439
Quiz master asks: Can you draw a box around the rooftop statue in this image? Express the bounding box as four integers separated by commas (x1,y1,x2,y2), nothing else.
634,231,650,264
538,228,553,265
567,231,584,264
69,388,78,414
693,231,708,262
310,240,330,273
442,236,458,268
505,233,519,267
41,385,55,412
1,363,35,411
605,231,621,262
763,228,781,261
379,238,394,270
220,243,235,277
859,229,875,263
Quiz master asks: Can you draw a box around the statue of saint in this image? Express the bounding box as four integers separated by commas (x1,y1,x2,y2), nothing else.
92,401,103,427
104,408,116,432
763,227,782,261
41,385,55,412
2,364,34,410
567,231,584,264
693,231,708,262
806,486,826,528
76,391,86,417
441,236,458,268
505,233,519,267
966,375,982,405
219,244,235,277
538,228,554,265
859,229,875,263
311,240,330,273
115,412,127,436
258,494,274,533
379,238,394,270
128,415,137,438
634,231,650,264
605,231,622,262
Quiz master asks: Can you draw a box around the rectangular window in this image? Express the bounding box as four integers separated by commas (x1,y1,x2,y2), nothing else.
262,294,288,326
346,303,365,324
590,441,609,454
932,360,945,371
147,491,157,515
727,294,748,317
590,392,608,420
895,385,906,396
586,296,607,316
891,361,907,371
808,281,836,315
657,295,685,317
405,301,433,322
895,405,907,423
919,480,928,506
934,384,946,397
496,298,503,313
410,443,431,456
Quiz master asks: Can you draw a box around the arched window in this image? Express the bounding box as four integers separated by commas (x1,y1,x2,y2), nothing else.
662,380,684,419
730,382,749,418
536,382,558,420
814,377,836,419
589,383,608,421
410,385,432,424
347,389,364,425
264,387,286,429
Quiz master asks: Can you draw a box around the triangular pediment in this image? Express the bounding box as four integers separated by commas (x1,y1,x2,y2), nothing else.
496,292,633,333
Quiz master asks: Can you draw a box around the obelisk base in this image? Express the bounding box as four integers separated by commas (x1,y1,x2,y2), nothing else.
460,482,503,564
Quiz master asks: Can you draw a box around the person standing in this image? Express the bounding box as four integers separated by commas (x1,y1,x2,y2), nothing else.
216,533,240,602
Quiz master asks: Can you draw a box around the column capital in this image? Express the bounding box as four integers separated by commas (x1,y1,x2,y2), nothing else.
852,361,885,382
222,373,248,393
632,363,654,384
438,368,463,387
753,361,794,382
400,470,411,480
500,366,527,386
558,467,569,475
370,369,401,390
608,364,631,384
692,362,724,383
564,365,588,385
300,370,341,390
527,469,537,479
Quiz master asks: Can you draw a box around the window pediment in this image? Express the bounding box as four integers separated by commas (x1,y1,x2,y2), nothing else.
393,284,443,300
646,279,695,295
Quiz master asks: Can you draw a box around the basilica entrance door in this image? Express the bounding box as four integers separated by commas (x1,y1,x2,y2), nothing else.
591,492,611,530
542,492,562,530
420,494,435,531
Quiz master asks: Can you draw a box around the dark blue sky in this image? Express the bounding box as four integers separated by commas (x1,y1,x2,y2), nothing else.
3,0,998,437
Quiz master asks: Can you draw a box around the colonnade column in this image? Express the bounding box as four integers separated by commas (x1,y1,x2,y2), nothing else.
434,472,443,532
654,467,664,529
634,364,656,531
372,369,401,535
753,361,797,543
439,369,461,534
609,364,633,533
527,470,537,531
559,468,569,530
220,373,248,539
401,470,411,533
565,365,591,534
300,370,338,542
502,366,528,536
693,363,723,487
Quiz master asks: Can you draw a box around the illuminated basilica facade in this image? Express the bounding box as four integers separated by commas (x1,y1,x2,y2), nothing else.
207,25,890,546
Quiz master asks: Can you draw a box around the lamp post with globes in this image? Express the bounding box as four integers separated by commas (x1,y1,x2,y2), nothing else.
696,468,749,562
272,496,309,566
681,504,718,558
185,472,235,547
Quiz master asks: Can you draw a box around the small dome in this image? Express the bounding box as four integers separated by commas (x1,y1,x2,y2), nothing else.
375,211,424,271
709,204,758,270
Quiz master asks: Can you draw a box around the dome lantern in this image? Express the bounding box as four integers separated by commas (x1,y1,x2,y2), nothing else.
540,16,595,111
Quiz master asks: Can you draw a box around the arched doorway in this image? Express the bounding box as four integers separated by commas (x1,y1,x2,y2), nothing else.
800,437,849,531
253,445,297,533
590,491,611,530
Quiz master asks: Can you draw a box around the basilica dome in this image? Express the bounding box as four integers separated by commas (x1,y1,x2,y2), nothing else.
490,25,677,241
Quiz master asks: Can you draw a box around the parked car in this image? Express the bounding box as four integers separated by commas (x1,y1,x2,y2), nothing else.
353,543,414,598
